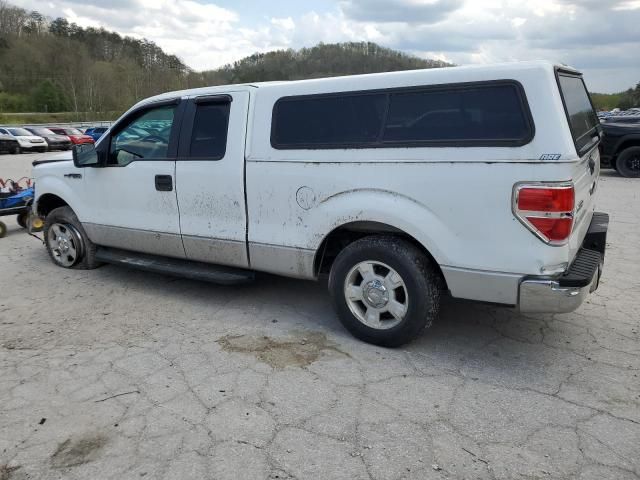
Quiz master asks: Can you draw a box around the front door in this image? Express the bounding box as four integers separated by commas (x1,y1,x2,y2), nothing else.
175,91,250,267
80,99,186,258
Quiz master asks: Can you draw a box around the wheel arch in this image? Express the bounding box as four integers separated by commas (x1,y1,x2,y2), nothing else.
313,220,447,290
36,193,69,218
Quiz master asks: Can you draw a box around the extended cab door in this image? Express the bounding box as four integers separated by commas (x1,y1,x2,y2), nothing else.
80,98,187,258
175,91,250,267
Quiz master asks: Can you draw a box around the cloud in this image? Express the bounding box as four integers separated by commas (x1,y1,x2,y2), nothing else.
340,0,463,24
15,0,640,92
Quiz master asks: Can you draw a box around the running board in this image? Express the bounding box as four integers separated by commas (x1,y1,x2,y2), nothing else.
95,247,255,285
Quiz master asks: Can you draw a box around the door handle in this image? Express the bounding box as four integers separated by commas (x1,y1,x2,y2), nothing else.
155,175,173,191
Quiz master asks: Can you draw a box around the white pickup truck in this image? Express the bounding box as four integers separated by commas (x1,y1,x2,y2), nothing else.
33,61,608,346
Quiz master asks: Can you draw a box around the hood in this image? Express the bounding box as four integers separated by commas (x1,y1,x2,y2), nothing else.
32,150,73,166
15,135,46,142
46,134,71,142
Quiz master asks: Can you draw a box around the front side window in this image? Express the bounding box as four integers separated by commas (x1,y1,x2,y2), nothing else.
188,102,230,159
110,105,175,165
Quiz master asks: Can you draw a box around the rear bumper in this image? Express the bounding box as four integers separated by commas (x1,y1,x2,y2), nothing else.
519,212,609,313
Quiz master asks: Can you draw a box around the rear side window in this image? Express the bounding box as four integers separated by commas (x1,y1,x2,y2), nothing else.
557,74,599,155
271,81,533,149
188,102,230,159
272,93,387,147
384,85,530,143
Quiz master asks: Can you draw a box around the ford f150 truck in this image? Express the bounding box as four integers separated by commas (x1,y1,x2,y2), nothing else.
32,61,608,346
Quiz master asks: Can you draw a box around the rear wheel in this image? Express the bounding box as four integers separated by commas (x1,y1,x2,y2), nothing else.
328,235,441,347
616,147,640,178
44,206,100,269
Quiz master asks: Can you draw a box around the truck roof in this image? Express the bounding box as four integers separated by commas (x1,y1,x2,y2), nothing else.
137,61,578,108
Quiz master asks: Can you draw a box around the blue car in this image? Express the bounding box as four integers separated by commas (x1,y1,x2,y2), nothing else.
84,127,108,141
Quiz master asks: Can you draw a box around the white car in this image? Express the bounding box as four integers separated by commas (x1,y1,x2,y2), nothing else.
0,127,47,153
32,61,608,346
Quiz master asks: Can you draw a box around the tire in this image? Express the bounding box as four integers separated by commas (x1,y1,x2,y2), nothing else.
615,147,640,178
44,206,100,269
0,221,6,238
12,145,21,154
328,235,441,347
16,212,28,229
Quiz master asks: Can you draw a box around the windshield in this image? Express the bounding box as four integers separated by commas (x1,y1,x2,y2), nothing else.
64,128,83,135
31,128,54,135
558,74,599,155
8,128,32,136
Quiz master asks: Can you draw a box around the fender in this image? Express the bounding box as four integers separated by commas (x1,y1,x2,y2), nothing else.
34,163,85,220
613,133,640,156
308,188,460,267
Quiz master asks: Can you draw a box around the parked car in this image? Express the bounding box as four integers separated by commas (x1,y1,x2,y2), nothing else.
600,121,640,177
47,127,94,145
24,127,72,151
0,127,47,153
0,134,19,154
33,62,607,346
84,127,108,142
599,115,640,124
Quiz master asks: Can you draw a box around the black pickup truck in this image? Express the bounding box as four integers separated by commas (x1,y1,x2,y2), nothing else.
600,121,640,178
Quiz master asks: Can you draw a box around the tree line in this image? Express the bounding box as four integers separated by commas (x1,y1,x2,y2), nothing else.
1,0,635,119
0,1,188,115
590,84,640,111
0,1,451,119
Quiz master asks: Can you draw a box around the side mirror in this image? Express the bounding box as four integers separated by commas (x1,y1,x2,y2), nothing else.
72,143,99,168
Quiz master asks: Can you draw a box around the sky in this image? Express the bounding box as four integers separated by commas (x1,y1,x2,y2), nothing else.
19,0,640,93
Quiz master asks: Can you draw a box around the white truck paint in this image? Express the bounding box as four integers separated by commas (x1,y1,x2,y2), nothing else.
32,61,608,346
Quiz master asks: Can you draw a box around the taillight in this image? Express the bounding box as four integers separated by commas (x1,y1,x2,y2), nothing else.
513,183,574,245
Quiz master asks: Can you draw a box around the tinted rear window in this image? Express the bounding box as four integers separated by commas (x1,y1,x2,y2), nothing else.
558,74,599,154
271,81,533,149
273,93,386,147
383,85,530,143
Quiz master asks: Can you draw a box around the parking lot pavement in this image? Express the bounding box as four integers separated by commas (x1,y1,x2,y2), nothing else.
0,153,638,480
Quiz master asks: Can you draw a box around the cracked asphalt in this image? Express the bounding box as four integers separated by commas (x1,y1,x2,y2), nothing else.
1,153,639,480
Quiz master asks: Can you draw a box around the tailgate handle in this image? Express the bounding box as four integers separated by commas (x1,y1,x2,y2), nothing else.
155,175,173,192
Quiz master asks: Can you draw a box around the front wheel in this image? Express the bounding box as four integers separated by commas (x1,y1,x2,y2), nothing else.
44,206,100,269
616,147,640,178
328,236,442,347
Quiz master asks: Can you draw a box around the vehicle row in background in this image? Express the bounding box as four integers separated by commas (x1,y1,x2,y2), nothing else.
0,124,107,154
0,127,47,153
598,108,640,124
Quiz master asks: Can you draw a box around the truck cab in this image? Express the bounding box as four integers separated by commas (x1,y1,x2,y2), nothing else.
33,62,608,347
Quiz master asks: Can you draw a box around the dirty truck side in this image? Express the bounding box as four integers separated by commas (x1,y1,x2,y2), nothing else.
33,61,608,346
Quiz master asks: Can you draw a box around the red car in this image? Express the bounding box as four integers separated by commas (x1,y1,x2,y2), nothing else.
48,127,95,145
